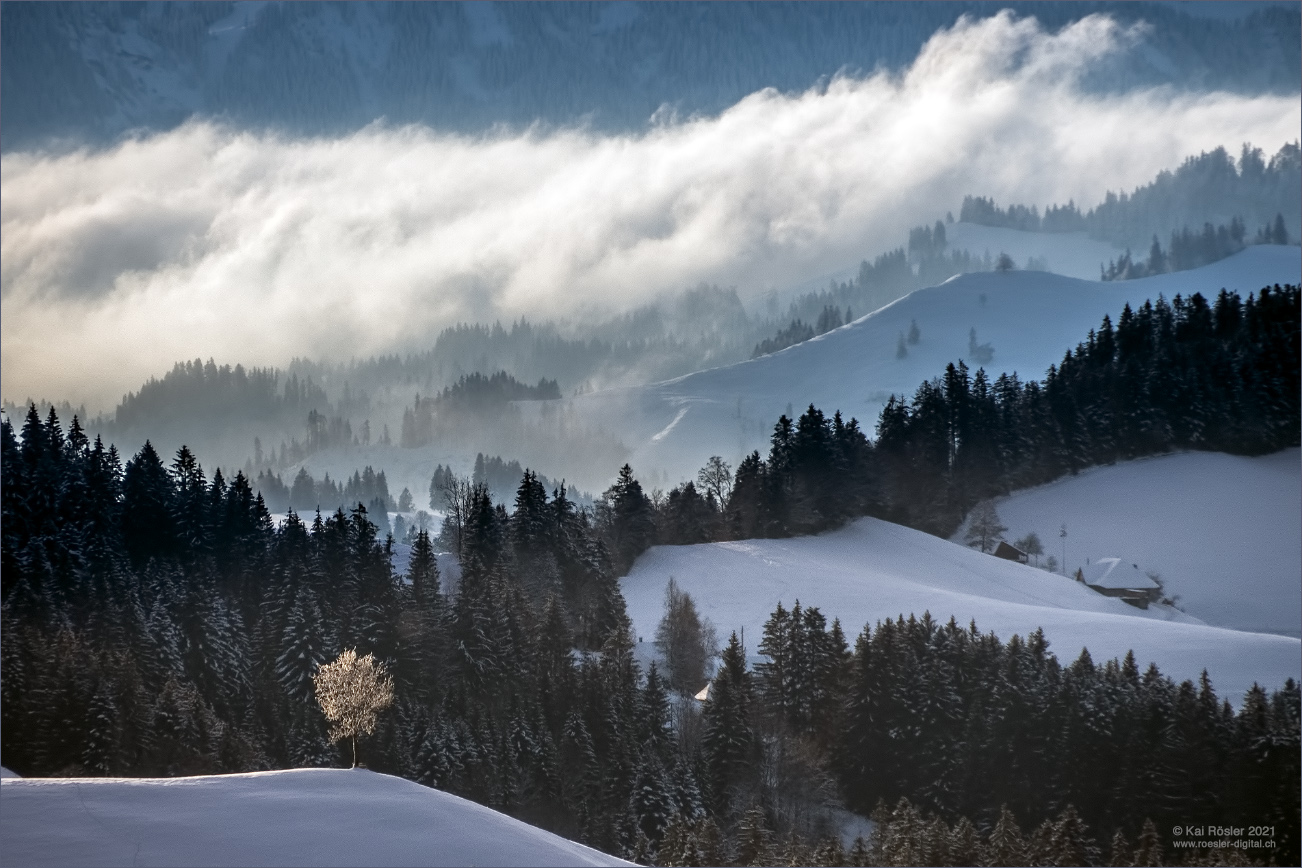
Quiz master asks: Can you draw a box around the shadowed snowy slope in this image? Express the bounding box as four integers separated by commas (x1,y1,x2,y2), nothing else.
0,768,630,868
566,245,1301,485
962,448,1302,638
622,516,1300,705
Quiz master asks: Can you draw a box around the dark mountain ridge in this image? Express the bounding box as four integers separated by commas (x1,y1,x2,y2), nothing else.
3,1,1299,151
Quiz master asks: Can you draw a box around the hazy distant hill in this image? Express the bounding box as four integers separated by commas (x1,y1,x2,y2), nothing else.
3,1,1298,150
567,245,1302,486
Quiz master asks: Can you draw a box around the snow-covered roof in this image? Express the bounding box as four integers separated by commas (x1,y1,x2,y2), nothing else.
1080,558,1159,590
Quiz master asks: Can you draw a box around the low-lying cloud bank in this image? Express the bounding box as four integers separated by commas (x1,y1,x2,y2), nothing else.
3,10,1298,409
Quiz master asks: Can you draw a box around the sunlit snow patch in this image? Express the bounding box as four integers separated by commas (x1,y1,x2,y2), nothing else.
0,768,630,868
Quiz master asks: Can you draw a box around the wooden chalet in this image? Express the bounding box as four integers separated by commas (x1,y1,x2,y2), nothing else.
992,541,1029,564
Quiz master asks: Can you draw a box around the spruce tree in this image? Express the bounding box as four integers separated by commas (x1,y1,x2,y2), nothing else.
702,631,752,814
1106,829,1130,867
1048,805,1095,867
628,747,675,848
121,441,178,564
276,591,327,706
1132,818,1162,867
600,465,655,574
735,805,775,867
985,805,1027,867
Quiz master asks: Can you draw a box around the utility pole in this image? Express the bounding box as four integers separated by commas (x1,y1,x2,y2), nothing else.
1060,523,1068,576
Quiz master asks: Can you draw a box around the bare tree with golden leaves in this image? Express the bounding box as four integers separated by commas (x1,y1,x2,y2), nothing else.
312,649,394,768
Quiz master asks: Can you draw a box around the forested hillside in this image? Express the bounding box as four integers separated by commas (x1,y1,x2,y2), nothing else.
2,282,1297,864
962,142,1301,256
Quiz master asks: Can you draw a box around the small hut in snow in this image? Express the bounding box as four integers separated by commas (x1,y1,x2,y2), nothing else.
993,541,1029,564
1077,558,1161,608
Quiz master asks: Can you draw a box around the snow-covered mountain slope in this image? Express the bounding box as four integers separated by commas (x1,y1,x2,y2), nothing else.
562,245,1301,486
943,222,1124,280
621,516,1301,705
958,448,1302,638
0,768,629,868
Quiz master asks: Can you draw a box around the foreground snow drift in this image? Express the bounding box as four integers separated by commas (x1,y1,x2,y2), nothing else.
962,448,1301,638
0,768,629,868
622,517,1300,704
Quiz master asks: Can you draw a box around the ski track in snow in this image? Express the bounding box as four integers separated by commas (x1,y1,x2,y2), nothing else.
651,405,691,442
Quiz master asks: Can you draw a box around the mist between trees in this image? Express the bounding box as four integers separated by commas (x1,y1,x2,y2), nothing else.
10,139,1294,502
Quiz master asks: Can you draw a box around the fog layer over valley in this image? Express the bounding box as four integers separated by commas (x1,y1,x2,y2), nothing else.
4,11,1299,411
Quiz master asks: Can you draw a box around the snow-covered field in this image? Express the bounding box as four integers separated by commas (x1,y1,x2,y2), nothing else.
621,516,1301,705
0,767,628,868
961,448,1301,638
564,245,1302,487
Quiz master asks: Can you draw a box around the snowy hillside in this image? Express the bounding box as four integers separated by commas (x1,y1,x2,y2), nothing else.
0,768,629,868
958,448,1302,638
621,516,1301,705
943,222,1124,280
563,245,1302,486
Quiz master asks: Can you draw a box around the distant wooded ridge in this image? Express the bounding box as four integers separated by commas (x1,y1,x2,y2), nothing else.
960,142,1301,252
2,2,1297,150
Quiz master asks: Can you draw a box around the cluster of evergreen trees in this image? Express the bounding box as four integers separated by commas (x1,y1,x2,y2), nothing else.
113,359,328,433
873,285,1299,535
106,360,341,478
752,306,853,358
658,604,1300,866
1103,216,1291,281
782,240,992,342
837,614,1299,857
611,285,1298,552
459,452,592,508
962,143,1300,256
240,407,384,482
754,320,816,359
399,373,563,448
1,409,632,850
586,403,875,573
254,464,396,518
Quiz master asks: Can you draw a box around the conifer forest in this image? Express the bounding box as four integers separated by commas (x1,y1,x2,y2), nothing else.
3,286,1298,866
3,3,1301,865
